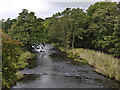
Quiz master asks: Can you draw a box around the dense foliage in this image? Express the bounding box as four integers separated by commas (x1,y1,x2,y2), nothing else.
46,8,87,49
4,9,47,46
2,1,120,57
1,1,120,88
86,2,120,57
2,31,22,88
0,29,2,90
2,30,34,88
44,1,120,58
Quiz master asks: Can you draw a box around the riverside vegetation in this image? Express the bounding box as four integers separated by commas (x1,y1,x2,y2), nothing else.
52,44,120,82
1,1,120,88
2,29,35,89
62,47,120,82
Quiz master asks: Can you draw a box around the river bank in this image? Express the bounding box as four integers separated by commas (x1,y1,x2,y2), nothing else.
2,29,37,89
12,44,120,88
2,51,36,89
56,46,120,83
15,51,36,77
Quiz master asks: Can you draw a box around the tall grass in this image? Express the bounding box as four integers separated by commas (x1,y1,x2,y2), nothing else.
65,48,120,82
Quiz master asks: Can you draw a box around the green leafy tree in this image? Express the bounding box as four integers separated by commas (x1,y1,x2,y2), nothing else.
2,18,16,33
87,1,119,57
48,8,87,49
8,9,47,46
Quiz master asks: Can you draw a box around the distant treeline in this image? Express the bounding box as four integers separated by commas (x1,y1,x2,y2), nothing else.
2,1,120,58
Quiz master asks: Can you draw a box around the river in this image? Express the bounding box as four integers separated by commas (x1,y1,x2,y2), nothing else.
12,44,119,88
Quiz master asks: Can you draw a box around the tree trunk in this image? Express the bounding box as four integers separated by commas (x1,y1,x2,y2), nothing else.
72,33,75,49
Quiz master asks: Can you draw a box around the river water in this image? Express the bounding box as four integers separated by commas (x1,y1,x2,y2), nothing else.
12,44,120,88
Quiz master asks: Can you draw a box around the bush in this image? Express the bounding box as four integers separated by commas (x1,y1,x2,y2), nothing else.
2,30,35,88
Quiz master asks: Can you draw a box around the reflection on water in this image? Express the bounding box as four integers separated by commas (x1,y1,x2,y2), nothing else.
12,44,120,88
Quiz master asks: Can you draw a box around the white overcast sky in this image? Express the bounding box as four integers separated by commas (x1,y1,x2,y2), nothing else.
0,0,119,20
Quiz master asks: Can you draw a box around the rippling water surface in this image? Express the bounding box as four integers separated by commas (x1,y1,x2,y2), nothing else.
12,44,120,88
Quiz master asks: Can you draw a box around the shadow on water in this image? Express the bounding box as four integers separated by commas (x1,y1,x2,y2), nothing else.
20,74,39,83
27,58,38,69
12,44,120,88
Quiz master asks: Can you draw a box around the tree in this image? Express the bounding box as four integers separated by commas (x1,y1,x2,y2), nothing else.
2,18,16,33
47,8,87,49
69,8,86,48
86,1,119,57
8,9,47,46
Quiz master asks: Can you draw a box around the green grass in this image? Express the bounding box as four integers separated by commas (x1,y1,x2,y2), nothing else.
15,71,24,80
17,51,36,69
60,47,120,82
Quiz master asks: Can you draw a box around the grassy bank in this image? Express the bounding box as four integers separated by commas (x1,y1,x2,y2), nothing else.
15,51,36,80
16,51,35,69
57,46,120,82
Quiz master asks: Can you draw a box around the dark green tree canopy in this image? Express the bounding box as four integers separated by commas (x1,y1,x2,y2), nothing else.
8,9,47,46
2,1,120,57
